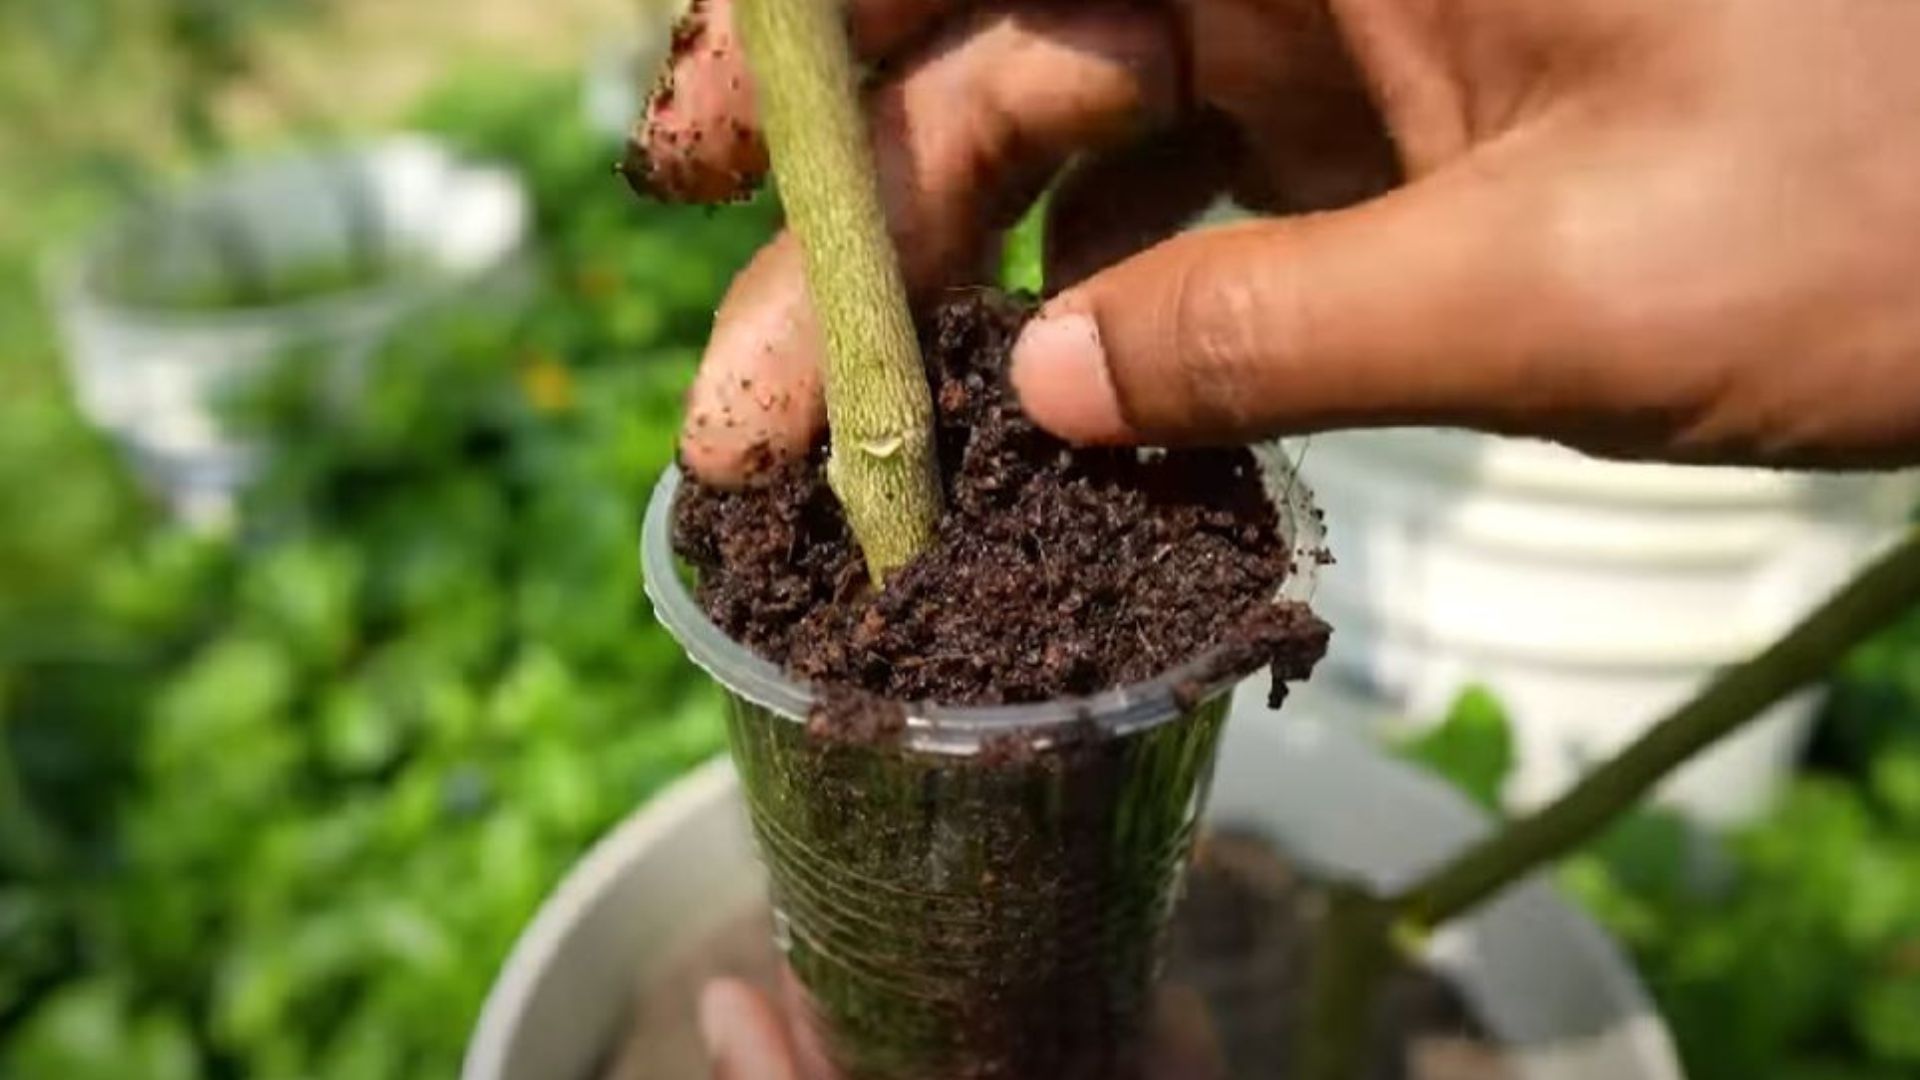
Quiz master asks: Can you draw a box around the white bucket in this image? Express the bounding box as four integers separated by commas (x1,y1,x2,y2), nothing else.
46,136,531,528
464,681,1683,1080
1300,429,1913,823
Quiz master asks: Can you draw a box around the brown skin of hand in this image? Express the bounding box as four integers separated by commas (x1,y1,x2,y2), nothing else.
630,0,1920,481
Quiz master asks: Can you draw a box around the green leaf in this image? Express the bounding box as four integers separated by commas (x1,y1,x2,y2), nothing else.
3,980,200,1080
999,190,1050,295
1856,973,1920,1063
518,737,600,834
1870,744,1920,832
318,682,401,774
153,633,296,745
240,540,361,670
485,648,580,738
1397,685,1515,812
92,530,232,634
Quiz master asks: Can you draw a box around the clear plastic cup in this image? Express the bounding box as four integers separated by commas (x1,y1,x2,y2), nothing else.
641,444,1322,1079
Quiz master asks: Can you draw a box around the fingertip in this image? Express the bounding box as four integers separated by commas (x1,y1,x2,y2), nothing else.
680,238,825,487
699,978,799,1079
696,979,744,1058
1010,304,1135,445
1146,984,1224,1079
678,369,819,488
633,0,768,204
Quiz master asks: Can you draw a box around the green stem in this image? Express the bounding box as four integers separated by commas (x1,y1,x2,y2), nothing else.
1301,529,1920,1080
1298,883,1393,1080
733,0,942,582
1400,527,1920,929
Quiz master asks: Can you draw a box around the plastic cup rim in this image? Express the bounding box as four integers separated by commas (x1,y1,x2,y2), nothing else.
640,443,1323,755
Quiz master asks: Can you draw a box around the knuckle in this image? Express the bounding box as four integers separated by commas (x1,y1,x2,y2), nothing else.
1162,231,1301,435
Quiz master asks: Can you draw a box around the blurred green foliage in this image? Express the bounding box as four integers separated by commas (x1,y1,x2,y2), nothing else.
1408,666,1920,1080
1396,686,1513,814
0,68,775,1079
1,0,322,155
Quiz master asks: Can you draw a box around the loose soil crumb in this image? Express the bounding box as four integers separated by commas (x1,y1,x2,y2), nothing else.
603,831,1512,1080
671,290,1330,710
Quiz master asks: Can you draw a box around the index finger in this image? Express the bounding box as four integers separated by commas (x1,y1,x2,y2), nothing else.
625,0,968,203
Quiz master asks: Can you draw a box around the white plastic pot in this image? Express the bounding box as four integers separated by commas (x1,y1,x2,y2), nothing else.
1299,429,1912,823
464,679,1683,1080
47,136,530,527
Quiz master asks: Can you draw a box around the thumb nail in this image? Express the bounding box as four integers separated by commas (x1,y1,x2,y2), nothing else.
1010,308,1130,444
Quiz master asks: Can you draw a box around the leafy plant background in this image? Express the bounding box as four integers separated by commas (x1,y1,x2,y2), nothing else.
0,10,1917,1080
1,58,773,1078
1406,667,1920,1080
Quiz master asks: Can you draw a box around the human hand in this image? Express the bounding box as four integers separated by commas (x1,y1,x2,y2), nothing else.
632,0,1920,481
696,975,1222,1079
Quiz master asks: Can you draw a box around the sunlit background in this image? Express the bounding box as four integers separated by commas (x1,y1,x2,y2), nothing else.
1,2,1918,1078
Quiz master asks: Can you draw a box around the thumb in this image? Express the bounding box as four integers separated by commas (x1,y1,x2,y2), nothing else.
1009,166,1610,447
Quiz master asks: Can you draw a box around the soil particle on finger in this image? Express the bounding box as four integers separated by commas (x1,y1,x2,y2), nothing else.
669,0,711,55
622,0,769,204
672,290,1329,712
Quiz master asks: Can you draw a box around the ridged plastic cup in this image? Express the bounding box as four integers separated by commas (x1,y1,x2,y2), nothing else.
641,445,1322,1080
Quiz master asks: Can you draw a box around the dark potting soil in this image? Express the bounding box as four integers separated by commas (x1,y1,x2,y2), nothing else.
671,289,1330,709
602,831,1512,1080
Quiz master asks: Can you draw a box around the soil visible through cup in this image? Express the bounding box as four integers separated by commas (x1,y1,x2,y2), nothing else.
603,830,1511,1080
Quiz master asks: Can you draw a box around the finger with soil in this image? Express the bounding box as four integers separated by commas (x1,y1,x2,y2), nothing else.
622,0,768,203
677,2,1185,485
626,0,974,203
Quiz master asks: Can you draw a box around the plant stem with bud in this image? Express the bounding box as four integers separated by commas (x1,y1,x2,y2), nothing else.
733,0,942,582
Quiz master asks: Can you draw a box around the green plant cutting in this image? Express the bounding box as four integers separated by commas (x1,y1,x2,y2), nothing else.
730,0,942,579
